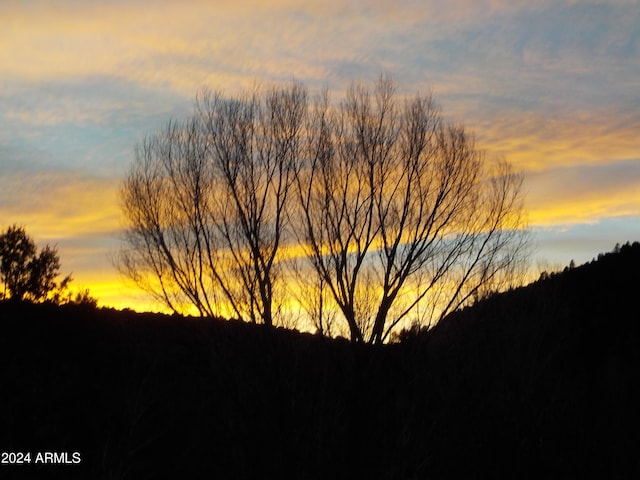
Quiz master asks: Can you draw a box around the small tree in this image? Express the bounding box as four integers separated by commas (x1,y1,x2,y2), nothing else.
0,225,71,302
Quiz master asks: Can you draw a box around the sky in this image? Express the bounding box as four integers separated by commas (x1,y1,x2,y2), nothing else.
1,0,639,310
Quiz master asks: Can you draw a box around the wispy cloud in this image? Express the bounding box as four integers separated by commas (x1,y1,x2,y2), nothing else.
469,104,640,171
0,170,120,239
526,159,640,225
3,0,637,110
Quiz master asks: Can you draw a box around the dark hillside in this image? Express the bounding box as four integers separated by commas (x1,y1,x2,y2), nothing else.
418,241,640,477
1,242,638,479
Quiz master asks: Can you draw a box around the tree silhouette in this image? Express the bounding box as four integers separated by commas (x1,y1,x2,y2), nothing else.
295,77,529,343
0,225,35,300
119,76,529,340
0,225,71,302
119,82,307,325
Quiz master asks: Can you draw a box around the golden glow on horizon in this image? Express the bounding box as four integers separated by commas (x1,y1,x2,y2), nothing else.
1,124,637,312
20,165,633,313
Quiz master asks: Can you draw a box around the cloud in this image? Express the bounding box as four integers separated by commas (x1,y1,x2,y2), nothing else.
0,2,502,94
0,170,121,240
1,77,187,128
2,0,637,106
526,159,640,226
458,101,640,175
0,76,193,182
402,1,640,114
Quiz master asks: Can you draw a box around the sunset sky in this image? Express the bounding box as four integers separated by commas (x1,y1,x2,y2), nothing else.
1,0,638,310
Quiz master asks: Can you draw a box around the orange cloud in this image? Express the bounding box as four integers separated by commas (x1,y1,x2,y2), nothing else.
0,1,514,97
460,106,639,171
525,160,640,226
0,172,120,240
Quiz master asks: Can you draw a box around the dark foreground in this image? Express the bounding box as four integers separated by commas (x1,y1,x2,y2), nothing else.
1,243,639,479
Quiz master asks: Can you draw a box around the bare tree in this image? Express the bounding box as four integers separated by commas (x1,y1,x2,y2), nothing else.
196,83,307,326
294,77,529,344
120,117,215,316
119,76,528,339
119,82,307,326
